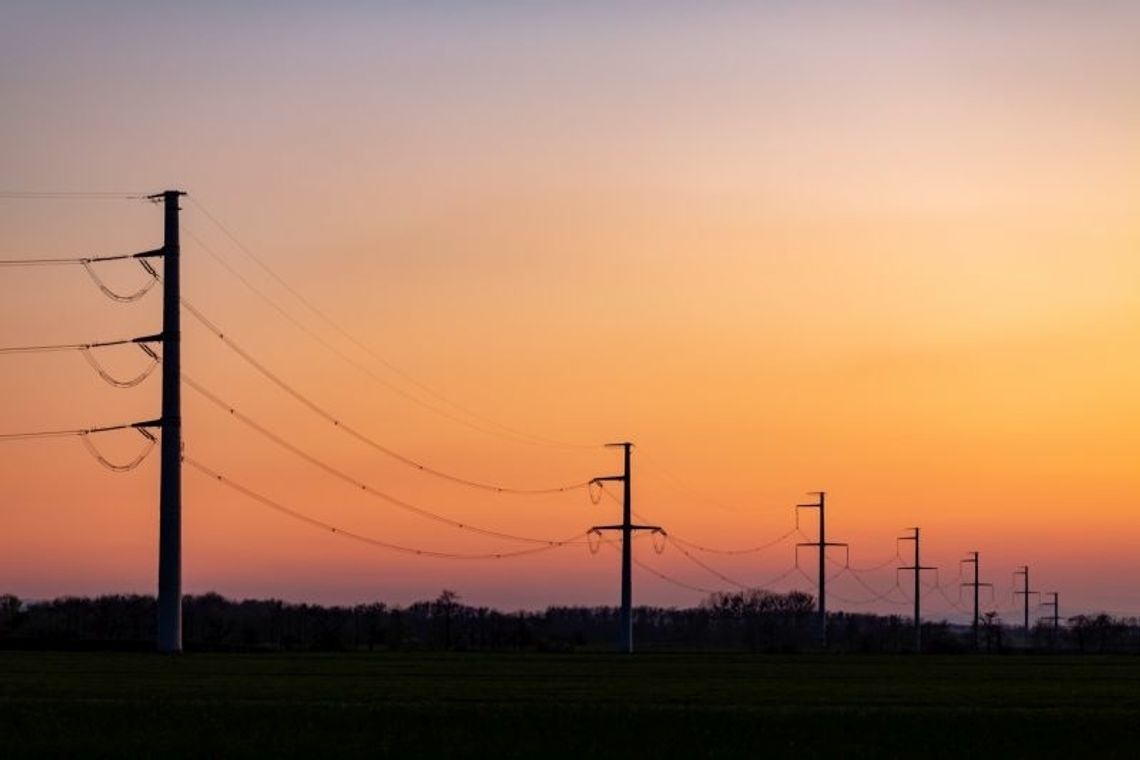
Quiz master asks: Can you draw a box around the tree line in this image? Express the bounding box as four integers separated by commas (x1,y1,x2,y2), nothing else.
1,590,1136,653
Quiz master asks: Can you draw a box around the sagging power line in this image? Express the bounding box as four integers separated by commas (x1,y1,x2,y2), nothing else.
181,301,591,496
186,457,585,559
182,375,588,545
0,337,161,388
186,197,599,451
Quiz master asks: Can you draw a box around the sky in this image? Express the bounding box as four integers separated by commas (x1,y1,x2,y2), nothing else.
1,2,1138,621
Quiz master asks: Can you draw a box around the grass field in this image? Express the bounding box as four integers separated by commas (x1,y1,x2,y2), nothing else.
3,651,1139,757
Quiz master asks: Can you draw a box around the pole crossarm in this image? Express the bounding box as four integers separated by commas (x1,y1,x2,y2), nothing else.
591,524,663,534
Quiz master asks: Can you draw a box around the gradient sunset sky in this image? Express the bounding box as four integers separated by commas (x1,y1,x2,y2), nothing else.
1,2,1138,620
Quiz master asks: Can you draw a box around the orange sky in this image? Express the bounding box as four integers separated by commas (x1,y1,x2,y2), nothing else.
1,3,1138,618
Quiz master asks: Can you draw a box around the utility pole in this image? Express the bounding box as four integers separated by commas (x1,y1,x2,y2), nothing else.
898,528,936,653
960,552,992,651
1040,591,1060,648
1013,565,1038,648
154,190,185,653
795,492,846,648
589,442,661,654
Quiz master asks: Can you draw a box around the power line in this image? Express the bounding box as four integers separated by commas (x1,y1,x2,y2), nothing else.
186,457,585,560
0,337,162,387
0,250,159,267
666,526,800,556
186,197,598,450
595,536,717,595
177,312,591,496
601,479,800,558
0,191,146,199
0,421,141,441
183,227,502,438
636,450,749,514
0,337,139,354
634,556,717,595
0,423,158,471
829,550,903,572
837,567,911,606
666,536,753,590
182,375,586,545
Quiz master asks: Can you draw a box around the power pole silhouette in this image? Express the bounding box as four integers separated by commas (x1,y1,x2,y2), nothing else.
795,491,846,648
154,190,185,653
1040,591,1060,647
960,551,992,651
589,442,661,654
1013,565,1038,646
898,528,936,653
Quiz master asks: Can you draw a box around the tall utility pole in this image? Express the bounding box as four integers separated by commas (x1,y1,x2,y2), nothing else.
590,442,661,654
898,528,936,653
1040,591,1060,647
1013,565,1038,647
155,190,185,653
795,492,846,648
960,552,992,651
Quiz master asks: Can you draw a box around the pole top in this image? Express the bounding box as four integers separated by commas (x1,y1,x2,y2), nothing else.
605,441,633,449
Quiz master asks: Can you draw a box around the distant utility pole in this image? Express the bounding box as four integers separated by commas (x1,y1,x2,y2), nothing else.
152,190,185,654
795,492,846,648
960,552,992,651
898,528,936,653
590,442,661,654
1013,565,1039,646
1040,591,1060,647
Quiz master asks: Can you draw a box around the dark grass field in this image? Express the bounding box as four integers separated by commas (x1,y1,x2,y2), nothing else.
3,651,1139,757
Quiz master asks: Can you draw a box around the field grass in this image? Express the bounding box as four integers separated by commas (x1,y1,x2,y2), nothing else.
2,651,1139,757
